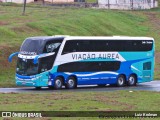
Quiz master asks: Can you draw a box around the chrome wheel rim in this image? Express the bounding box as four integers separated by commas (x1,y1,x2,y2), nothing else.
55,79,62,88
68,79,74,88
118,77,124,86
129,76,135,85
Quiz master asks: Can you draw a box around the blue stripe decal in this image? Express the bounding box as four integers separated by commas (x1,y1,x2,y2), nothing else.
65,72,118,77
16,74,36,79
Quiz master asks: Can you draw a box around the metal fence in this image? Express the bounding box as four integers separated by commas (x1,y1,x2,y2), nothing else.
98,0,158,10
1,0,158,9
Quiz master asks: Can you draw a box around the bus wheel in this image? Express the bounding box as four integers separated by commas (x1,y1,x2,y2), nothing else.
54,77,63,89
65,76,77,89
128,74,137,86
117,75,126,87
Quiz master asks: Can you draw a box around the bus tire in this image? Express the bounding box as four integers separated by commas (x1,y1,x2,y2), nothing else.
117,75,126,87
65,76,77,89
128,74,137,86
54,77,63,89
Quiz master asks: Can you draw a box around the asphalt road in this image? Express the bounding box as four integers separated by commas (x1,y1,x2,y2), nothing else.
0,80,160,93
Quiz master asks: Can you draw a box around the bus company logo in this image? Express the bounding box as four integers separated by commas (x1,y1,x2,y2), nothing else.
20,51,37,55
71,53,120,60
2,112,12,117
142,41,153,44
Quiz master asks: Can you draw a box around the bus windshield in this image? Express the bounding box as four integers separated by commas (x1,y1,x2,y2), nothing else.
16,54,57,76
16,58,38,76
20,39,44,55
20,37,63,55
16,38,63,76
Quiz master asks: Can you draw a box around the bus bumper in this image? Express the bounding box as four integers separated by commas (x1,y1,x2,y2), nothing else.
16,80,37,87
15,74,48,87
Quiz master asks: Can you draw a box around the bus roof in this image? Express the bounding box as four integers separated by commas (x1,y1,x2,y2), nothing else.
26,36,65,41
64,36,154,41
25,36,154,42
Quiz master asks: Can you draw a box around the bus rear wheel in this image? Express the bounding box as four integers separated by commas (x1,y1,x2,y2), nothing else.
128,74,137,86
117,75,126,87
65,76,77,89
54,77,63,89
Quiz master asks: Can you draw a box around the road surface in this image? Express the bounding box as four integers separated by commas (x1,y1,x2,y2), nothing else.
0,80,160,93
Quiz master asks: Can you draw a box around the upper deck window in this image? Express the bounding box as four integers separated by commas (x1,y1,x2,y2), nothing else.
62,40,153,54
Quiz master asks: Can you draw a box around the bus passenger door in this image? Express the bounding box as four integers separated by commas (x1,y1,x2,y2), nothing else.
143,61,152,81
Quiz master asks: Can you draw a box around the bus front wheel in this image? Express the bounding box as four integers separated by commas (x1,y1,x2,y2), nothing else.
128,74,137,86
117,75,126,87
65,76,77,89
54,77,63,89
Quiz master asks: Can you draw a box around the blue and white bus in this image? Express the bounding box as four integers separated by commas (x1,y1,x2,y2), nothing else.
9,36,155,89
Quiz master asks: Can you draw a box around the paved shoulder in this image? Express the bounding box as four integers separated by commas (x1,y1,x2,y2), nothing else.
0,80,160,93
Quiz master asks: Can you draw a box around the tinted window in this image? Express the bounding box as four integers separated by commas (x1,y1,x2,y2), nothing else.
38,55,55,73
20,38,63,55
143,62,151,70
62,40,153,54
43,40,62,53
62,40,74,54
36,40,63,73
16,58,38,76
20,39,44,55
58,61,121,72
126,40,153,51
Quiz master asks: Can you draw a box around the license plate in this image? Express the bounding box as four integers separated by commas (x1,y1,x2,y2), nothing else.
22,82,26,85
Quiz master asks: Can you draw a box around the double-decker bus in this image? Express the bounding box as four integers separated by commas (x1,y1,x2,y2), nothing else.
9,36,155,89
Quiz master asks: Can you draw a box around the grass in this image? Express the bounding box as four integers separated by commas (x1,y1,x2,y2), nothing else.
0,4,160,120
0,4,160,87
0,91,159,110
0,91,160,120
0,91,160,119
0,5,150,44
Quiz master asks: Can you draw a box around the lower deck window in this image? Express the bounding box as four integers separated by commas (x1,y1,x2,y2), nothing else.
58,61,121,72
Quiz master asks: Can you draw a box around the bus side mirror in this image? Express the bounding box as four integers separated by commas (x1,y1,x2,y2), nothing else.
33,55,40,64
33,53,48,64
33,52,55,64
8,52,19,62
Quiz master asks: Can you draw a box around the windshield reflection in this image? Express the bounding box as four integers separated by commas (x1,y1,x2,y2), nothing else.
17,40,62,76
16,54,55,76
16,58,38,76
